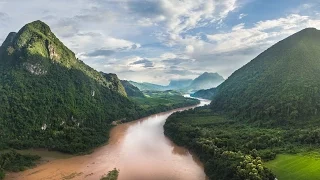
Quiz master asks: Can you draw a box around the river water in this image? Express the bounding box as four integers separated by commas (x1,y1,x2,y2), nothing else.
7,98,210,180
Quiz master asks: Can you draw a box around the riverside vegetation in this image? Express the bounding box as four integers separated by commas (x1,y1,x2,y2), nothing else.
165,28,320,180
0,20,199,179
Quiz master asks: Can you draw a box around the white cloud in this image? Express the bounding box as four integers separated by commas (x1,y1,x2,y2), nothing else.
232,23,245,31
64,32,140,60
185,45,195,54
129,0,238,45
207,14,320,53
1,0,320,84
238,13,247,19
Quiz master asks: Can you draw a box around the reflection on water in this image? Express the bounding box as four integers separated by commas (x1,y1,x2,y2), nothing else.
7,99,210,180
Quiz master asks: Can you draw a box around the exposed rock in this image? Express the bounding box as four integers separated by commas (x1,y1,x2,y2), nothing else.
23,62,47,75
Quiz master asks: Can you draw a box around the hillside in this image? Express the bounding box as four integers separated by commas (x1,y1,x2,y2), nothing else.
211,28,320,122
0,20,140,153
121,80,144,97
188,72,224,91
128,81,168,91
167,79,192,89
191,87,216,100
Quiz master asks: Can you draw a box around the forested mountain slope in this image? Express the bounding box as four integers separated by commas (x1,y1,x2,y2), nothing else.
0,20,140,153
121,80,145,97
211,28,320,122
191,87,216,100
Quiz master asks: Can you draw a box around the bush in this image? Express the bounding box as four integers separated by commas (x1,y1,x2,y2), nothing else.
101,168,119,180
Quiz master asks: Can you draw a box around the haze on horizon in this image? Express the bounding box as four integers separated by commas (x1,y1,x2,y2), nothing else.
0,0,320,85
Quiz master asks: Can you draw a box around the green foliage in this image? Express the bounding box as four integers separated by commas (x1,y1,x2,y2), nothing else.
0,21,200,156
0,150,40,172
191,87,216,100
128,81,168,91
0,169,4,180
0,20,147,154
164,105,320,179
265,154,320,180
101,168,119,180
211,28,320,121
131,90,199,115
121,80,145,97
164,108,277,180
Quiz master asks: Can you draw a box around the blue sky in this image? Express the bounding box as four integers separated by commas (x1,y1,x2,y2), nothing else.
1,0,320,84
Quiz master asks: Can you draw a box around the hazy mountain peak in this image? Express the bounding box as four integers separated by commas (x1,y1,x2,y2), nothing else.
188,72,225,91
1,32,17,47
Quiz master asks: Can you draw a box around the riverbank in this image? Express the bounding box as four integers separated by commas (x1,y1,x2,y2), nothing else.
5,99,209,180
0,93,199,179
164,106,320,180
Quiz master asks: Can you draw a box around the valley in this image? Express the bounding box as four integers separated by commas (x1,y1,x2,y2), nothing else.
1,3,320,179
5,99,210,180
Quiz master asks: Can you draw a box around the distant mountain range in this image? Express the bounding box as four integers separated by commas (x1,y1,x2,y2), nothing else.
129,72,225,92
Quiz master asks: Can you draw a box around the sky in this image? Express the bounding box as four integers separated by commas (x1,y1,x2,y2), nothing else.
0,0,320,85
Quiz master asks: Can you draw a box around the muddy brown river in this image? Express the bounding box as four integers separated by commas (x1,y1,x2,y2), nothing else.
6,98,210,180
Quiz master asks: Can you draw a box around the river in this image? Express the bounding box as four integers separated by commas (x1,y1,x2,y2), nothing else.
6,98,210,180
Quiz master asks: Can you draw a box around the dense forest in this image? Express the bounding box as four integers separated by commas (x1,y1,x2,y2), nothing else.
164,106,320,180
121,80,145,97
191,87,216,100
210,28,320,122
0,150,40,180
0,20,142,154
131,90,199,115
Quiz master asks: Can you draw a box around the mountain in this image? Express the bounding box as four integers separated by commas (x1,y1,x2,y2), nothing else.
188,72,224,91
191,87,216,100
0,20,141,153
210,28,320,121
167,79,192,89
128,81,168,91
129,73,223,92
121,80,144,97
102,73,127,96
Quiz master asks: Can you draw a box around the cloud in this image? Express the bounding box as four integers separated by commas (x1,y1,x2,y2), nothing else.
130,59,154,68
86,49,115,57
165,69,194,76
162,58,192,66
232,23,245,31
0,12,9,25
127,0,238,44
1,0,320,84
206,14,320,54
238,13,247,19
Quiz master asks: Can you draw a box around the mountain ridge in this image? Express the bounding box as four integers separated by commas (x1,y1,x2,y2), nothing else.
129,72,224,92
210,27,320,121
0,20,141,153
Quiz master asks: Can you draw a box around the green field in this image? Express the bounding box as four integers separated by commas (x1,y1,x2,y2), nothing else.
131,90,199,110
265,154,320,180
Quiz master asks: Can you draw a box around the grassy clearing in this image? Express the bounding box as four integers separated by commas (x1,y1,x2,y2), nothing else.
265,153,320,180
